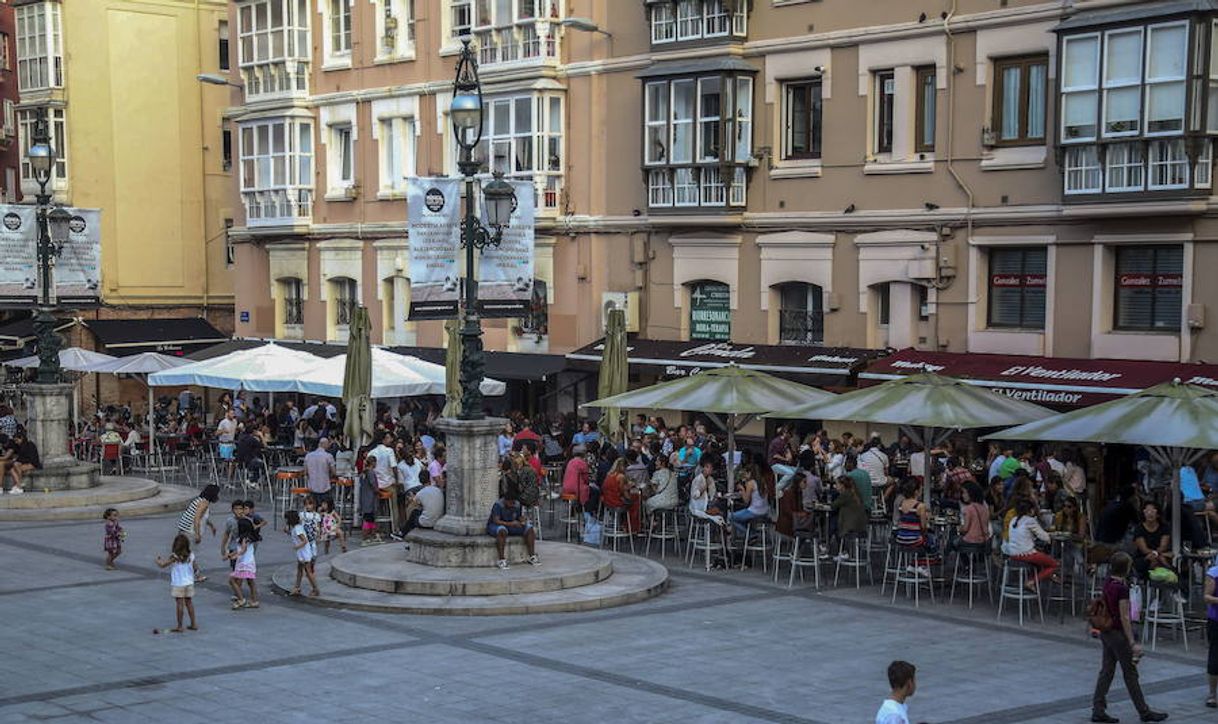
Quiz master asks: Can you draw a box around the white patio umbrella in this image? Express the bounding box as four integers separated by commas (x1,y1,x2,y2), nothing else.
8,347,117,372
148,342,322,392
294,347,506,399
87,352,195,450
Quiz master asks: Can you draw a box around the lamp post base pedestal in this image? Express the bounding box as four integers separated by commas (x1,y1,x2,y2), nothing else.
20,382,98,491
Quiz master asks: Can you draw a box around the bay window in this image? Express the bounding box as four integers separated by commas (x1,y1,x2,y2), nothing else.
471,0,560,66
1058,16,1215,197
642,72,753,209
18,107,66,187
461,92,564,211
1114,246,1183,332
237,0,310,99
239,117,314,226
652,0,746,45
15,2,62,92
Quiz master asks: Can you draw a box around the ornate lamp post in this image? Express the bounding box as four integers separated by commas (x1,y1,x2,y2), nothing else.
28,109,72,385
450,38,516,421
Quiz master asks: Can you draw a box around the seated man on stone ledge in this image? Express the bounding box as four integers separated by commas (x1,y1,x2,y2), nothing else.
396,469,445,549
487,489,539,571
8,430,40,495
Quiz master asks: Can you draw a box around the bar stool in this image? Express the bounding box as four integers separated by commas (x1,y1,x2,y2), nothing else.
100,443,124,475
997,557,1044,626
772,530,796,584
645,506,681,558
880,532,903,596
289,486,312,510
559,494,581,542
1142,582,1189,652
274,466,306,517
525,504,544,541
375,488,397,535
333,477,354,521
687,516,729,571
891,546,935,607
950,544,993,609
600,506,635,554
739,517,771,572
787,533,822,590
833,532,873,589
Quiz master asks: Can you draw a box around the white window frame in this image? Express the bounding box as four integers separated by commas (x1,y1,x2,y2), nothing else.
1061,33,1101,143
1101,28,1143,138
451,0,472,37
650,3,675,44
696,77,722,163
704,0,730,38
322,0,353,68
1064,144,1101,194
375,0,416,61
378,116,416,195
238,117,314,226
648,168,673,207
1147,138,1189,190
670,79,695,165
1143,21,1188,138
18,107,66,190
328,123,355,193
644,81,669,165
453,90,564,212
1104,142,1145,192
676,0,702,41
734,76,754,164
470,0,561,67
1196,139,1213,189
15,2,62,92
238,0,311,100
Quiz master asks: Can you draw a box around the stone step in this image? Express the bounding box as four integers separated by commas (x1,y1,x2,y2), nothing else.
0,483,198,521
271,546,668,615
331,541,614,596
0,475,159,510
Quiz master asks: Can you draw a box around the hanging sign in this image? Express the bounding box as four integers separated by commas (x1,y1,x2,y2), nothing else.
689,281,731,341
0,205,101,308
478,179,535,318
406,178,461,320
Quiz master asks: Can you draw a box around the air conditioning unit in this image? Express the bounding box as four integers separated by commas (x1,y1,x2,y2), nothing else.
602,291,640,332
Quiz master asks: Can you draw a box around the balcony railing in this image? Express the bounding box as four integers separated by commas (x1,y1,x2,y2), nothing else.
778,309,824,345
473,20,558,67
242,189,314,227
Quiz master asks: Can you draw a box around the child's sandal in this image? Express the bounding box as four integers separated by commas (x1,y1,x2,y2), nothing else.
231,599,245,610
244,601,260,609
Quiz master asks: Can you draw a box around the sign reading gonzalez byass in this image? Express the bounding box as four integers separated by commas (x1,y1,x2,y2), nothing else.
0,205,102,308
477,179,535,318
406,178,461,320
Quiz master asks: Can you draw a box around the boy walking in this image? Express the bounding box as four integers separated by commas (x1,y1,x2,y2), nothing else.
1092,551,1168,723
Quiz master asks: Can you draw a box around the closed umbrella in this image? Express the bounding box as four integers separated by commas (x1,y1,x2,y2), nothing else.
987,380,1218,560
770,373,1055,504
342,307,374,449
596,308,628,443
442,319,462,418
585,364,834,491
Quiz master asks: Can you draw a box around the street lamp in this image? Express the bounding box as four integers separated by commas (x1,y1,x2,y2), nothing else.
451,38,516,420
28,108,69,384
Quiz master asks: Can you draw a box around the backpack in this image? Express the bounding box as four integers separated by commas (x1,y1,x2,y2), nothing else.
1086,596,1113,631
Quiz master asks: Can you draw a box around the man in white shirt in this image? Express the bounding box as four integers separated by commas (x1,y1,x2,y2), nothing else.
324,402,338,421
396,449,424,494
368,432,401,531
876,660,915,724
859,440,889,495
415,474,445,529
216,410,238,443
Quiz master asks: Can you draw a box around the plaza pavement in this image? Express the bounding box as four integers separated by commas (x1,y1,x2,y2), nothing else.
0,506,1213,724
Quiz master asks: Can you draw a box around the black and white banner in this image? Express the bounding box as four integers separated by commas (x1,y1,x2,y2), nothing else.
0,205,101,308
406,178,461,320
477,179,535,318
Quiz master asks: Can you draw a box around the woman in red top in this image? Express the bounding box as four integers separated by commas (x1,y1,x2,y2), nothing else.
561,449,591,506
601,458,640,533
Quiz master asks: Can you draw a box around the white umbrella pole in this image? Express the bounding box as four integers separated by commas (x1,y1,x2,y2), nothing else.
148,381,155,474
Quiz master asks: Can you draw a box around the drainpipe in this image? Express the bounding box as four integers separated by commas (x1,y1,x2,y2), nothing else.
196,0,212,315
940,0,973,352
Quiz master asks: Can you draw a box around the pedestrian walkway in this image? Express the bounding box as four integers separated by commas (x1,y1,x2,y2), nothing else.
0,511,1212,723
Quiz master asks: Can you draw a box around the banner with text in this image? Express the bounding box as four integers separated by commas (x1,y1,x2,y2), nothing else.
0,206,102,308
477,179,535,318
407,178,461,320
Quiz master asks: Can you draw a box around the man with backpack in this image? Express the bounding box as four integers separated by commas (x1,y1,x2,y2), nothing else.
1090,551,1168,723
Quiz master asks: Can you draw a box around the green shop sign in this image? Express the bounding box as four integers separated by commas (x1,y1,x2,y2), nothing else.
690,282,731,341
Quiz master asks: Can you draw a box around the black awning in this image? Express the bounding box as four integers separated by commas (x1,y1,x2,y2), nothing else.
567,335,883,386
387,346,568,382
636,57,757,79
85,318,228,357
0,315,76,347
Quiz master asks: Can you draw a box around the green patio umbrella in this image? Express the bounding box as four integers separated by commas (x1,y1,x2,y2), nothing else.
596,307,628,443
442,318,462,418
342,306,374,449
585,363,835,490
769,373,1056,504
986,380,1218,560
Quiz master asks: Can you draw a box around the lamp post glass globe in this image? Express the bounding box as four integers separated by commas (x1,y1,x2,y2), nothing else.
482,176,516,228
450,91,482,142
27,142,54,186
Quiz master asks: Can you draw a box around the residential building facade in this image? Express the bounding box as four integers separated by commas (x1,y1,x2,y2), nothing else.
0,0,18,202
12,0,234,337
226,0,1218,412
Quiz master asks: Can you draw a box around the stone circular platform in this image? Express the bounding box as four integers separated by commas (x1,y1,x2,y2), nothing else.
271,543,668,615
332,541,614,596
0,475,198,521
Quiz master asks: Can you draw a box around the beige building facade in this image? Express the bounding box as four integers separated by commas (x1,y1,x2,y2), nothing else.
226,0,1218,409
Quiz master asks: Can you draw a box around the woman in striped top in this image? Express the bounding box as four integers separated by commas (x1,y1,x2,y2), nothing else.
177,484,220,580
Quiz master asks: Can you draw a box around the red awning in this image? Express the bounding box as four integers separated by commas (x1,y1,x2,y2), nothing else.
859,348,1218,407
